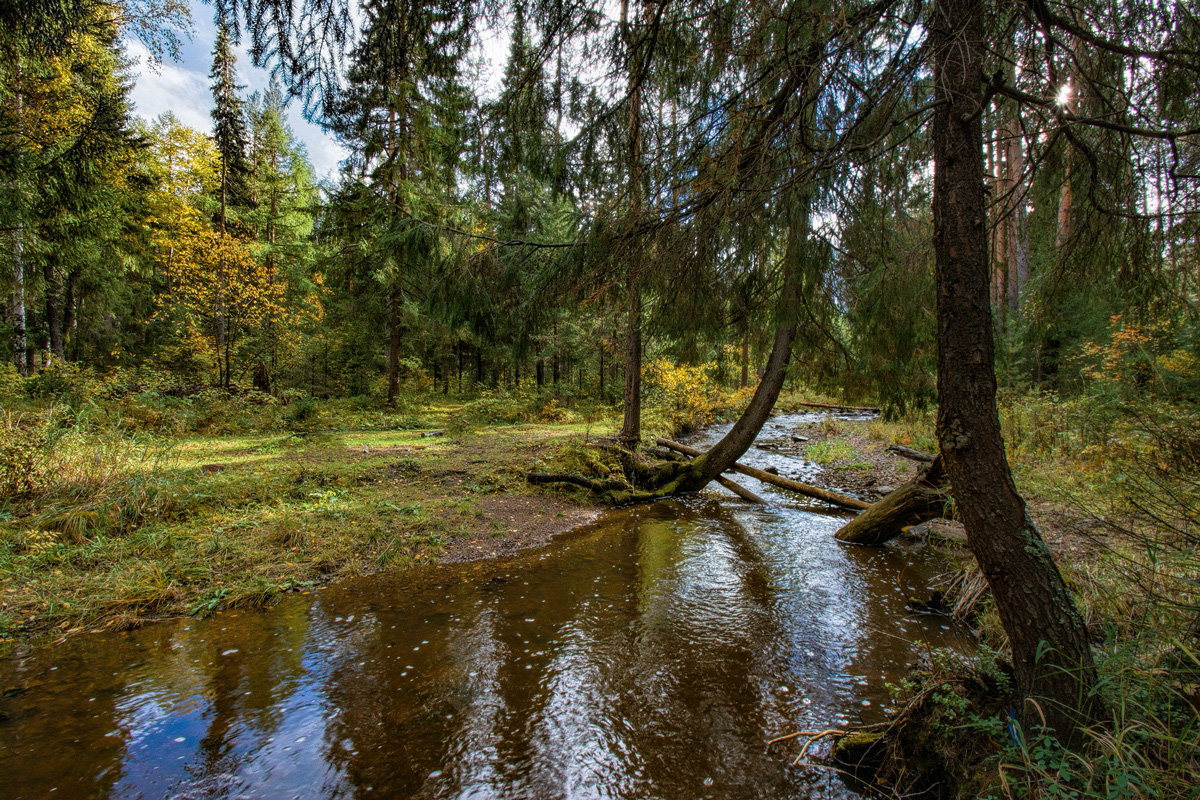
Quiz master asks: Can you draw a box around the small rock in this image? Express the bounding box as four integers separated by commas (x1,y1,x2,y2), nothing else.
791,435,809,443
875,485,896,494
764,466,779,474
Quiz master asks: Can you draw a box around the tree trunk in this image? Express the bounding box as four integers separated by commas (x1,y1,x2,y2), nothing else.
12,225,26,375
740,333,749,389
63,268,77,359
1056,151,1072,253
658,438,869,510
1004,112,1027,312
11,60,27,376
386,287,400,406
931,0,1100,746
617,0,645,449
217,165,228,387
618,288,642,447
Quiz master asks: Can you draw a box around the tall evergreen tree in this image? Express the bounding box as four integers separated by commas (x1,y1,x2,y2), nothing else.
210,20,250,385
327,0,473,405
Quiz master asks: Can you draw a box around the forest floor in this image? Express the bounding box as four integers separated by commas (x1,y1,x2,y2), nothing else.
788,413,1103,564
6,393,1197,794
0,405,615,642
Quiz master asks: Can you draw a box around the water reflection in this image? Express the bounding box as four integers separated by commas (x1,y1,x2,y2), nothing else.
1,414,969,799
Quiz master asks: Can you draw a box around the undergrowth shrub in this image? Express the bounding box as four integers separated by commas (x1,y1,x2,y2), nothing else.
0,412,49,497
0,407,183,543
641,357,753,437
459,390,538,424
997,641,1200,800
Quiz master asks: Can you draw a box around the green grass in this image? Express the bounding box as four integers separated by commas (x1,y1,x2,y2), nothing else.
0,398,622,640
803,439,858,463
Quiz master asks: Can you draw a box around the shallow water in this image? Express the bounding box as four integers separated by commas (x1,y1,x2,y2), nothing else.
1,413,968,799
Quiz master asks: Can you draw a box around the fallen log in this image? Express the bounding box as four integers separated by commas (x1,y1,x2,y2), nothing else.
714,475,768,504
657,438,870,511
835,456,952,545
885,444,936,462
794,401,880,414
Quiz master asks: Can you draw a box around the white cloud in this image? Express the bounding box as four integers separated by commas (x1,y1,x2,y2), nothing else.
123,2,347,179
125,38,212,132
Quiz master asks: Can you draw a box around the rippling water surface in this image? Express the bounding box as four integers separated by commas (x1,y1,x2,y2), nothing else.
1,413,969,799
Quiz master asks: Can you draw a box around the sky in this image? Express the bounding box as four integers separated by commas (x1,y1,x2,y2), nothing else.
124,0,515,182
124,2,347,179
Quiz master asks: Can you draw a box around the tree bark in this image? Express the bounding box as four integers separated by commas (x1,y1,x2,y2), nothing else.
11,226,26,375
618,288,642,446
617,0,645,449
931,0,1100,746
11,63,26,376
835,457,950,544
885,444,936,462
714,474,767,504
740,332,749,389
386,287,400,406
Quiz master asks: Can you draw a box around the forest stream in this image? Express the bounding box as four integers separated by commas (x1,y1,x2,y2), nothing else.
0,413,972,799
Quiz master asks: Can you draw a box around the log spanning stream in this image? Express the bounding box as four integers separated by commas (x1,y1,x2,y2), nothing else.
1,413,970,799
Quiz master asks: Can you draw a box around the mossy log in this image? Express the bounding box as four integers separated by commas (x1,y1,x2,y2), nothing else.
835,456,951,545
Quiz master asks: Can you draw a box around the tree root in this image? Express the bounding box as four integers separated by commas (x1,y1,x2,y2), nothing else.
525,456,704,506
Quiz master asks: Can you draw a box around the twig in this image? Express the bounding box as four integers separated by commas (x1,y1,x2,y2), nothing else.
792,729,848,765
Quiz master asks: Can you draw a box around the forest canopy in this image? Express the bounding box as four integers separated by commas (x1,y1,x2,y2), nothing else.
1,0,1195,416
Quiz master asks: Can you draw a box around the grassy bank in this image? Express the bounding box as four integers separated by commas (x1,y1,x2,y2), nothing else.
0,403,612,640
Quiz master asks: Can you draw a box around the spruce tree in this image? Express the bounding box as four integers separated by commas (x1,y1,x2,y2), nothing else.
210,20,249,385
327,0,473,405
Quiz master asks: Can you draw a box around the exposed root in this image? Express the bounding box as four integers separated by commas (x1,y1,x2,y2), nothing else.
525,448,702,506
766,729,850,765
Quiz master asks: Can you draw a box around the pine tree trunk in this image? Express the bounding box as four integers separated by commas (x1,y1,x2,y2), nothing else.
1056,149,1072,252
386,288,400,406
218,168,228,387
931,0,1100,746
1005,113,1026,311
617,0,645,449
688,201,809,487
12,224,26,376
618,288,642,447
44,261,63,363
741,333,749,389
11,66,26,376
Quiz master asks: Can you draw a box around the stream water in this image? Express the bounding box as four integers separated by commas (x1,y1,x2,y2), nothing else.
1,413,969,799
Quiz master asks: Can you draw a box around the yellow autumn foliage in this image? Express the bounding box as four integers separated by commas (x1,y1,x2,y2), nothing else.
642,357,755,434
